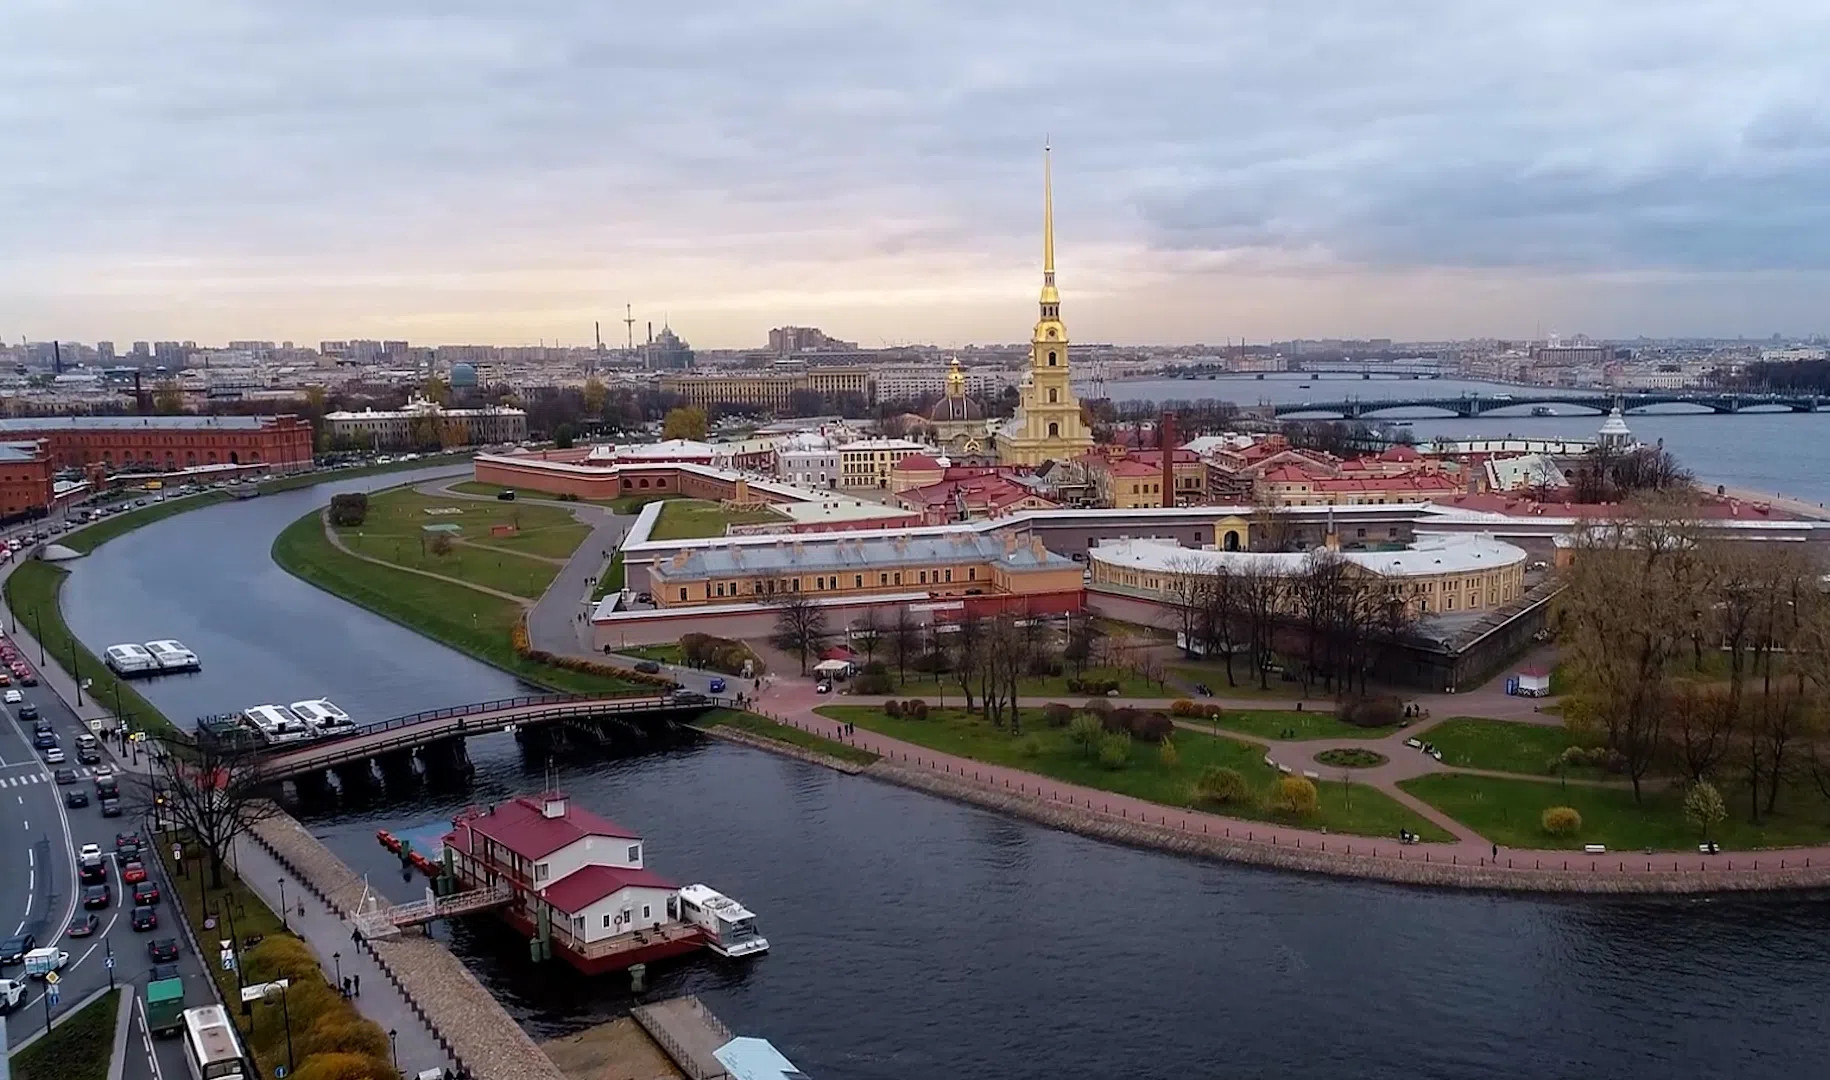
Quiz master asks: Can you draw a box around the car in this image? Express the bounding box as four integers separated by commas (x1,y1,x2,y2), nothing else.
0,935,35,964
14,671,34,687
81,884,110,910
1,690,18,704
148,962,179,982
31,732,55,750
100,798,121,817
114,833,141,851
64,789,89,809
51,768,75,785
816,680,833,694
17,702,36,720
147,938,179,962
66,914,99,938
77,747,100,765
636,592,654,604
92,766,115,783
33,718,51,734
121,860,147,884
42,747,64,764
132,881,160,906
633,659,662,674
130,906,158,931
79,843,100,861
708,677,727,694
495,489,516,501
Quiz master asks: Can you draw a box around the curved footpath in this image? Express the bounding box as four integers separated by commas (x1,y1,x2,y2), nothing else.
280,475,1830,893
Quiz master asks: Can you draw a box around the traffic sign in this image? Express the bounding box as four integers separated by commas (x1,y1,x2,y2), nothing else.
46,983,59,1006
43,972,58,985
104,955,114,971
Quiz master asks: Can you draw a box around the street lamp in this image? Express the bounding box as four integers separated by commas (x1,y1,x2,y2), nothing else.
278,878,289,932
266,982,296,1078
389,1029,398,1073
30,608,43,665
69,645,82,706
332,951,341,988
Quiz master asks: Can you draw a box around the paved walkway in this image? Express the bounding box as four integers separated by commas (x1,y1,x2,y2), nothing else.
231,835,450,1077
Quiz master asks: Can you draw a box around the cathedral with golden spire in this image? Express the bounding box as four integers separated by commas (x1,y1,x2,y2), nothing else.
995,145,1095,467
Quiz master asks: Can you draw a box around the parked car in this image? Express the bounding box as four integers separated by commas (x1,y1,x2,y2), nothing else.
496,489,516,501
17,702,36,720
77,747,100,765
816,680,833,694
31,732,55,750
81,884,110,910
14,671,35,687
100,797,122,817
42,748,64,764
147,939,179,962
708,677,727,694
131,907,158,932
66,914,99,938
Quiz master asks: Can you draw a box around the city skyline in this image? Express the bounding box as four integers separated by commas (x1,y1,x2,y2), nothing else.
7,1,1830,347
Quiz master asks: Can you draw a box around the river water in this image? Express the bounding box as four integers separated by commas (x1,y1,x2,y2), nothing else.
53,460,1830,1078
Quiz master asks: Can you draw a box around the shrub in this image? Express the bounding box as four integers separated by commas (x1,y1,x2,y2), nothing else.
300,1016,392,1062
1041,703,1074,728
1169,699,1198,717
291,1052,398,1080
1128,712,1176,745
907,699,929,721
853,670,893,695
1158,738,1180,769
1068,714,1104,757
1082,697,1112,717
327,492,368,527
1338,695,1404,728
1268,775,1319,816
884,700,902,719
1556,745,1627,773
1194,765,1251,806
1541,806,1582,836
1097,731,1132,770
1103,707,1138,734
1019,735,1043,758
1200,703,1226,721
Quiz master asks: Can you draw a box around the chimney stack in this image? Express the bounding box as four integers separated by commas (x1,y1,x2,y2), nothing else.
1160,411,1177,509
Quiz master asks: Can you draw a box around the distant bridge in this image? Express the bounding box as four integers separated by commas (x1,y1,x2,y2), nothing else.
1270,391,1830,419
254,692,717,782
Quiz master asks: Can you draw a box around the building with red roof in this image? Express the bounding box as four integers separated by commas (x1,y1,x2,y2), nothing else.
893,473,1059,524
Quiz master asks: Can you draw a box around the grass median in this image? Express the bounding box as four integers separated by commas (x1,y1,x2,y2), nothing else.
818,703,1451,840
697,708,879,766
273,510,640,694
10,987,120,1080
3,561,174,734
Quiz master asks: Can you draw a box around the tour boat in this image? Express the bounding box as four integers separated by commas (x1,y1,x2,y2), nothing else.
242,704,316,745
104,643,158,677
677,884,770,958
143,639,200,672
289,699,358,737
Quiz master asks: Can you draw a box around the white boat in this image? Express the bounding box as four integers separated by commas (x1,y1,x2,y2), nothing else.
143,639,200,672
288,699,357,737
676,884,769,958
242,704,315,746
104,643,158,676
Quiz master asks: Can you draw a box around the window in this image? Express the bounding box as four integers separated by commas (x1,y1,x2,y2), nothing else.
643,904,652,920
1047,350,1058,366
1048,388,1058,403
678,588,687,602
944,568,952,583
894,572,902,585
967,567,976,581
855,574,863,588
880,573,888,585
1048,422,1060,438
603,914,613,929
919,571,927,584
628,845,640,862
1356,528,1366,539
534,863,549,881
715,584,725,597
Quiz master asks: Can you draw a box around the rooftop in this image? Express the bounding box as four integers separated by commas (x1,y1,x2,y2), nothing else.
1089,532,1528,578
449,794,640,861
651,530,1073,580
0,414,280,431
541,864,678,914
0,442,42,462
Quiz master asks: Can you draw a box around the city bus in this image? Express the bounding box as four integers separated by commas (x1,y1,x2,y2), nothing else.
180,1005,250,1080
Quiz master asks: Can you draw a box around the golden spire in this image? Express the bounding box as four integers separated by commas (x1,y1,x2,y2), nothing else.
1040,141,1060,311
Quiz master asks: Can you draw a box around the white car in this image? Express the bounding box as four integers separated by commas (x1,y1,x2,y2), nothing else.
78,844,99,861
3,690,20,704
42,748,64,764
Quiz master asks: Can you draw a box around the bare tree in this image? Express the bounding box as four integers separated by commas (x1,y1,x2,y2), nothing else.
853,608,883,665
1665,680,1734,784
1234,563,1283,690
1196,565,1241,687
1163,559,1211,659
888,605,921,685
1064,617,1102,678
949,614,985,710
135,738,279,891
768,592,830,676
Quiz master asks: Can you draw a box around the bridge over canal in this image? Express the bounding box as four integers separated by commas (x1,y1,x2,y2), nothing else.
252,692,722,786
1270,391,1830,419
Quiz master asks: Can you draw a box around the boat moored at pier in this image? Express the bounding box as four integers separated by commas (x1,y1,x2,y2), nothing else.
143,639,200,672
678,884,770,958
288,698,357,737
104,643,158,676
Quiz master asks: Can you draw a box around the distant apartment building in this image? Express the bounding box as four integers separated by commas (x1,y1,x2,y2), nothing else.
1530,345,1614,366
778,447,840,489
96,341,115,362
659,367,873,411
873,365,1007,403
767,326,857,354
324,396,528,449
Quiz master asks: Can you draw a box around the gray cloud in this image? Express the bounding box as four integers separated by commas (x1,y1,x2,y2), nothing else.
3,0,1828,341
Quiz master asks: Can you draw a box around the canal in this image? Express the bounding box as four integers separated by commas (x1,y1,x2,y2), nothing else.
56,466,1830,1078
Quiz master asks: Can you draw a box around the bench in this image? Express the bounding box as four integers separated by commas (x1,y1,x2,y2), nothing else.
1582,844,1606,854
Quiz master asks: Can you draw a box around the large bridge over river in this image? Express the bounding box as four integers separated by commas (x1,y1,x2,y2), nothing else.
1271,391,1830,419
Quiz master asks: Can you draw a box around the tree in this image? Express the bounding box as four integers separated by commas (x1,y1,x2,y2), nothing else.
1063,617,1102,678
1067,714,1103,757
1269,775,1319,816
1664,681,1733,784
948,614,984,711
582,376,608,417
327,492,368,527
152,379,185,415
420,376,451,406
1683,780,1727,843
662,406,708,441
888,606,920,684
427,532,454,558
1234,563,1283,690
553,422,576,449
1197,565,1241,687
1193,765,1250,805
136,738,278,890
853,609,882,665
1541,806,1582,837
767,592,829,675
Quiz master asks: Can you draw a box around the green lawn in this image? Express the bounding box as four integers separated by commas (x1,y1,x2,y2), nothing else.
1418,716,1588,777
334,487,588,598
1198,708,1394,742
1167,662,1323,701
891,666,1166,700
273,511,639,694
10,988,119,1080
817,704,1451,840
647,498,787,540
1400,772,1830,852
3,561,175,735
698,708,879,766
621,643,684,664
593,550,625,601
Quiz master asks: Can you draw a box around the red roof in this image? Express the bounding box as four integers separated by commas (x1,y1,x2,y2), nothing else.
540,864,679,914
893,453,942,471
449,795,640,861
1378,444,1423,462
1439,493,1798,520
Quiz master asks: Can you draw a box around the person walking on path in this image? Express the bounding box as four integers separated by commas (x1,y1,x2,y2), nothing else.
353,973,361,997
341,977,351,998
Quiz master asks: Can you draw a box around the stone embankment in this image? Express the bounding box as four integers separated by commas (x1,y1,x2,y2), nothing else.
250,812,572,1080
695,723,869,774
861,761,1830,894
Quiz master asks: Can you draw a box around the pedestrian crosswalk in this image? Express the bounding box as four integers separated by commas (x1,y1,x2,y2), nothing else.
0,765,109,787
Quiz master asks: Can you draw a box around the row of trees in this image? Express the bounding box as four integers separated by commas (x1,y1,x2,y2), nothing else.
1561,500,1830,818
1163,550,1415,695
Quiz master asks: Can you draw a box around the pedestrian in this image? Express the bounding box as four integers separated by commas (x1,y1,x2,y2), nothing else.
353,973,361,996
1491,842,1498,862
341,976,351,998
352,927,364,948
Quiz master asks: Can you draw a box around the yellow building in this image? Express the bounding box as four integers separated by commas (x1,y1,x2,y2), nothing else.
837,438,930,489
647,531,1085,609
658,367,872,411
996,147,1094,467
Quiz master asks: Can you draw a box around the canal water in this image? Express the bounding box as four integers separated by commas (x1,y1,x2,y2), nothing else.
55,454,1830,1078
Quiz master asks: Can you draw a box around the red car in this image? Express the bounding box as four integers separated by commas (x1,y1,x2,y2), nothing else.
120,861,147,885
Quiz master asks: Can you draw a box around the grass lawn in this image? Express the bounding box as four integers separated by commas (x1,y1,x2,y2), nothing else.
892,666,1166,700
10,988,119,1080
334,487,588,598
1197,708,1395,742
817,704,1451,840
273,511,639,694
1167,662,1323,701
698,708,879,766
621,643,684,664
1400,772,1830,852
647,498,787,541
593,550,625,601
4,561,175,734
1418,716,1590,777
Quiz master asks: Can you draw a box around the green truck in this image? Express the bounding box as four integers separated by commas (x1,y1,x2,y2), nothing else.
144,978,186,1037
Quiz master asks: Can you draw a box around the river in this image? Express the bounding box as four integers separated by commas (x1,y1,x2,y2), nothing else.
53,464,1830,1078
1108,375,1830,505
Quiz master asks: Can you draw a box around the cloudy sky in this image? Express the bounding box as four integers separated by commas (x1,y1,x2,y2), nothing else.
5,0,1830,348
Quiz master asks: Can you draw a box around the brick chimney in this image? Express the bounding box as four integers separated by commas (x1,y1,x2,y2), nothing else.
1160,411,1177,508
